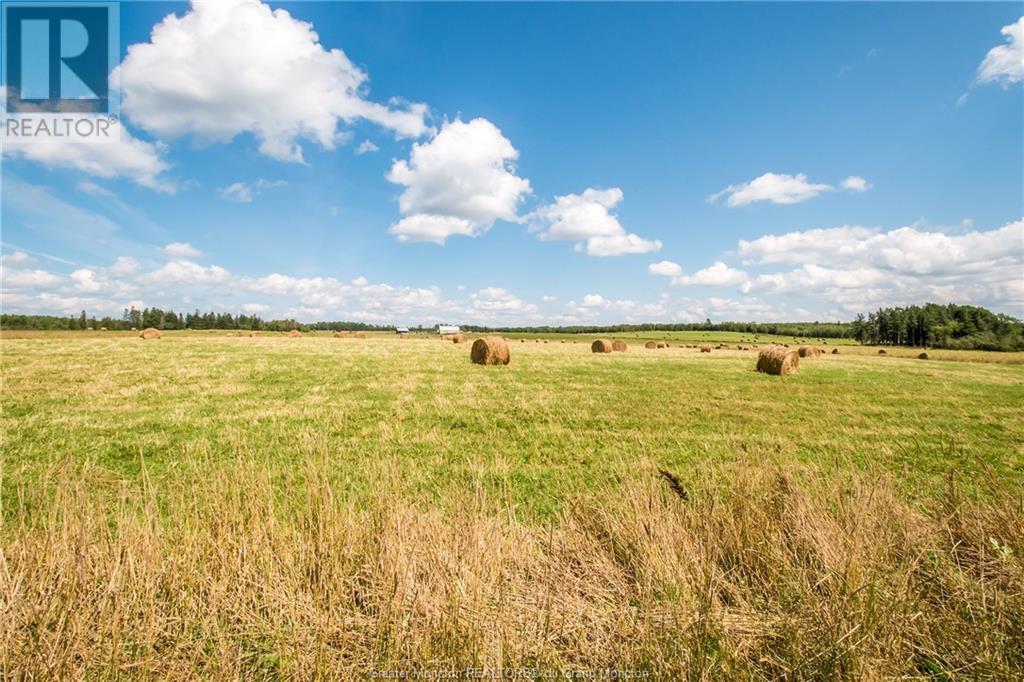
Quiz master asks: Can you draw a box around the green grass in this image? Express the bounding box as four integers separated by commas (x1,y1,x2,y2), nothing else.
4,333,1022,519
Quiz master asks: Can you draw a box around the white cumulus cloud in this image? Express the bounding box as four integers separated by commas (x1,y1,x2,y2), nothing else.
976,17,1024,87
529,187,661,257
163,242,204,259
387,118,531,243
114,0,431,163
841,176,871,192
708,172,833,207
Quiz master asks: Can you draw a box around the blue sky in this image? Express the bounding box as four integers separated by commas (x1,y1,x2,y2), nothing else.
2,1,1022,325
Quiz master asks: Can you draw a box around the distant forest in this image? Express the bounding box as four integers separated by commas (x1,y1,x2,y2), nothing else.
2,303,1022,351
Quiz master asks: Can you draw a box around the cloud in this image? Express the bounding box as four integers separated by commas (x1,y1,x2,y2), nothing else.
76,181,115,197
163,242,204,259
648,260,683,278
470,287,537,313
725,219,1024,312
1,251,34,267
976,17,1024,87
1,267,63,289
108,256,140,276
529,187,661,257
2,130,173,191
114,1,431,163
738,225,879,265
141,260,230,285
708,172,833,207
650,260,749,286
242,303,270,313
218,179,286,203
841,176,871,192
355,140,380,155
387,118,531,243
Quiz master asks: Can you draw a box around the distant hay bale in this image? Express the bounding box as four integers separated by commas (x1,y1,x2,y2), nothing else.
918,352,929,360
878,349,887,355
535,339,540,343
354,331,366,339
520,339,526,343
645,341,658,349
798,345,822,358
612,340,627,352
470,336,510,365
656,342,667,349
757,346,799,375
99,327,107,331
249,331,258,337
139,327,161,340
591,339,613,353
130,327,137,332
333,331,347,338
289,330,302,338
698,344,712,353
831,348,839,354
452,333,467,344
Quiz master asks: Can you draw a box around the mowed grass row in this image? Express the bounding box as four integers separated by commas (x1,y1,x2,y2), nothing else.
2,334,1023,677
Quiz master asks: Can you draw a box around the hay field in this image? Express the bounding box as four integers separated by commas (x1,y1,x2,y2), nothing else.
2,333,1023,678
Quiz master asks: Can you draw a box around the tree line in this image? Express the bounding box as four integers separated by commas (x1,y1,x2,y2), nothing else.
848,304,1023,351
3,303,1021,351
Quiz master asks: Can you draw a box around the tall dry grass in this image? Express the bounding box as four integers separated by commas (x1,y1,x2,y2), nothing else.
2,459,1020,679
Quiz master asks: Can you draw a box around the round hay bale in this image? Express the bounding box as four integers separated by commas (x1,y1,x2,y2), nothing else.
878,349,887,355
289,330,302,337
471,336,510,365
698,344,712,353
612,340,627,352
591,339,613,353
249,331,259,337
130,327,137,332
535,339,540,343
797,345,822,358
333,331,347,338
139,327,161,340
452,333,467,344
656,342,667,349
757,346,799,376
831,348,839,354
520,339,526,343
99,327,107,331
354,331,366,339
644,341,658,349
918,352,929,360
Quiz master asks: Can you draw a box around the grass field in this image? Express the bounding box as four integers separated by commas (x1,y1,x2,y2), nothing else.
2,332,1022,678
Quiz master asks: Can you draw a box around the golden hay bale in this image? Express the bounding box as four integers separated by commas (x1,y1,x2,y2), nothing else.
878,349,887,355
644,341,658,349
289,330,302,337
918,352,929,360
130,327,137,331
520,339,526,343
139,327,161,340
99,327,107,331
452,333,467,344
757,346,799,375
354,331,366,339
591,339,613,353
535,339,540,343
698,344,712,353
612,340,627,352
333,331,347,338
249,331,259,337
470,336,510,365
656,342,667,349
797,345,822,358
831,348,839,354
